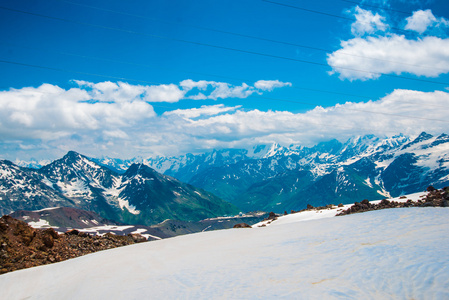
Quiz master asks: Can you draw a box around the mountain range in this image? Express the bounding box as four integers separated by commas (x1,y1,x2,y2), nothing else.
94,132,449,212
4,132,449,219
0,151,239,225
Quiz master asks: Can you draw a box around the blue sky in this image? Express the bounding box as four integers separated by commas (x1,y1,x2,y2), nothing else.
1,0,449,161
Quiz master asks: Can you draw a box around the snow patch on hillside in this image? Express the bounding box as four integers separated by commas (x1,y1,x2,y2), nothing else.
117,197,140,215
28,219,51,228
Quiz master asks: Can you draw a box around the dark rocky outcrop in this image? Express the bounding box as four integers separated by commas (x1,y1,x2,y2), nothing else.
337,186,449,216
0,216,146,275
233,223,252,228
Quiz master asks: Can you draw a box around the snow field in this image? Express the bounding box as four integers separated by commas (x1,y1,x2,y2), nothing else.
253,191,426,228
0,207,448,299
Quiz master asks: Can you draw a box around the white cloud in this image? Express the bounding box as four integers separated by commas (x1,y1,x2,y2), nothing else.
405,9,449,34
0,83,156,141
187,93,208,100
143,84,185,103
254,80,292,91
3,87,449,160
327,34,449,80
350,6,387,36
180,79,291,100
179,79,211,91
164,104,242,118
208,82,256,100
0,79,293,160
405,10,437,33
74,80,147,103
103,129,129,139
182,81,258,100
74,79,272,104
156,89,449,150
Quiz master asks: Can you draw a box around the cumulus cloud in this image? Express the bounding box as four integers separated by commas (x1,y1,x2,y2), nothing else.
327,34,449,80
179,79,291,100
254,80,292,91
208,82,256,100
181,80,257,100
74,80,147,103
0,83,155,141
0,79,293,159
179,79,211,91
350,6,388,36
16,81,449,161
72,79,291,104
143,84,185,103
328,6,449,81
405,9,449,34
164,104,242,118
156,89,449,151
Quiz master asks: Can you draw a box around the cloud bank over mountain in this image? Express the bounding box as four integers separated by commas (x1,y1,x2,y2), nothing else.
1,78,448,160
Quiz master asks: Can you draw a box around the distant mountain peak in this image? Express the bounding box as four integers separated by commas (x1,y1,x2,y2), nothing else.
124,163,158,178
64,150,83,160
401,132,434,150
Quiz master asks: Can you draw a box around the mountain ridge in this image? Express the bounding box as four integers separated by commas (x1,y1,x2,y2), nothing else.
0,152,239,225
86,132,449,212
4,132,449,214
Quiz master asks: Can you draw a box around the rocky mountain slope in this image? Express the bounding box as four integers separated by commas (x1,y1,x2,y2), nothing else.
0,160,76,213
0,215,147,275
0,152,239,225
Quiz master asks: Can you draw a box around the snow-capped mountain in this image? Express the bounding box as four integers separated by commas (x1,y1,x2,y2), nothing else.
93,132,449,212
0,152,239,225
230,132,448,211
0,160,76,214
94,148,251,182
8,132,449,214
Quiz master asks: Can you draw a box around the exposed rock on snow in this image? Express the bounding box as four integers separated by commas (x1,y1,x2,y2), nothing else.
337,186,449,216
232,223,251,228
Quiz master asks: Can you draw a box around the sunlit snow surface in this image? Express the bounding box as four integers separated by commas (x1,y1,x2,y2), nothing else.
253,191,426,228
1,208,448,299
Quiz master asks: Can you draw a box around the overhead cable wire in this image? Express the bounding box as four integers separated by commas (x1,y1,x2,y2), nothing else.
1,53,447,110
0,42,372,100
0,5,448,87
48,0,449,73
2,41,448,109
0,42,245,83
0,59,162,86
0,59,178,110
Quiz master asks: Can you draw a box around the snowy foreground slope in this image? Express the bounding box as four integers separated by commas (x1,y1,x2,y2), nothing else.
1,208,449,299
